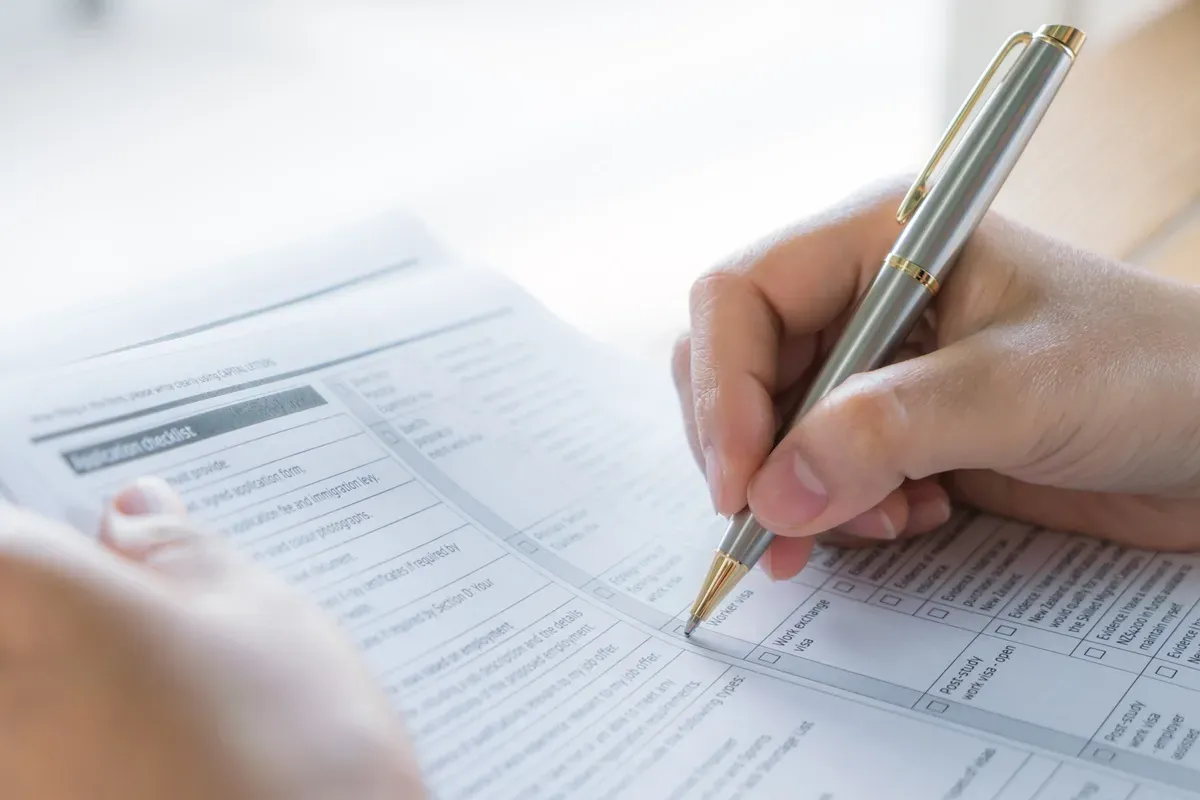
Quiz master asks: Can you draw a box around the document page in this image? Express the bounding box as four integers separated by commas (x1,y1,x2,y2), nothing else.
0,213,441,373
0,262,1195,799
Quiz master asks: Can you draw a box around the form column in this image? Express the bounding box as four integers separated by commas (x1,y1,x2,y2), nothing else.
328,326,709,599
886,518,1062,629
1078,554,1200,793
327,366,602,590
916,532,1156,757
738,514,993,708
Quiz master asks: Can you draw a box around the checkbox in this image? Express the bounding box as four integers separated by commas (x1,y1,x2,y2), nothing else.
880,595,901,606
517,540,539,554
833,581,854,593
675,625,686,635
592,585,614,599
1157,665,1178,678
926,700,949,713
758,651,780,664
1084,647,1106,659
378,429,399,444
995,624,1017,636
927,607,949,619
1091,748,1115,762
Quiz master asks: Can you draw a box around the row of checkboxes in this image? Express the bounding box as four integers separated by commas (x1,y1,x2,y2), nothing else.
741,576,955,622
594,567,1185,685
774,578,958,619
876,594,948,619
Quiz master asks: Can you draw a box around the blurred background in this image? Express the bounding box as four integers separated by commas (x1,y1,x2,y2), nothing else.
0,0,1180,366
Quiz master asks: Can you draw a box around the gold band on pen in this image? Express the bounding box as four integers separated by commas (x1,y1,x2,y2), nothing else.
1036,24,1085,58
885,254,939,294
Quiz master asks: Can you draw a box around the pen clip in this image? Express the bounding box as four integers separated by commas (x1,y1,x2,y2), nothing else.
896,30,1033,224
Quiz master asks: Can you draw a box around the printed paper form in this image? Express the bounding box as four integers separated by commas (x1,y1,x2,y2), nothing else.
0,263,1197,799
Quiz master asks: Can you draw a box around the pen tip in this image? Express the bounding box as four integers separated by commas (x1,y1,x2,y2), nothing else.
684,616,699,637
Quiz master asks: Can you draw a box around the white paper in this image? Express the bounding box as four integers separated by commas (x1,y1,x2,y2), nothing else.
0,257,1196,799
0,212,443,374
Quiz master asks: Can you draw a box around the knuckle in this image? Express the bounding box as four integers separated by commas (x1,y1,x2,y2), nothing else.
693,379,721,423
828,373,906,466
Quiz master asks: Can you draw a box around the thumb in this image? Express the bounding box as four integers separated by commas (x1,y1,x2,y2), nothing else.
746,337,1024,537
101,477,242,582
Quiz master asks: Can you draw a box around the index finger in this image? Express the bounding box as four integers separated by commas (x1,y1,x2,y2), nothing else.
689,180,905,515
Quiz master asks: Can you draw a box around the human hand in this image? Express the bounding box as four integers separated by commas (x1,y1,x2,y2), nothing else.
0,478,423,800
673,178,1200,579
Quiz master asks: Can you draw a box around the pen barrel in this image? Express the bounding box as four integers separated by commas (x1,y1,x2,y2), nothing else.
717,265,932,566
767,33,1080,454
779,265,933,441
892,35,1077,280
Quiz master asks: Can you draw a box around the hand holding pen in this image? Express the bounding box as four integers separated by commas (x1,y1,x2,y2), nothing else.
679,25,1115,633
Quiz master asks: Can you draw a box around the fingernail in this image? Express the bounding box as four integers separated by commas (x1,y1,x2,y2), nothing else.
753,451,828,527
703,446,723,512
113,476,180,517
908,497,951,531
835,508,899,541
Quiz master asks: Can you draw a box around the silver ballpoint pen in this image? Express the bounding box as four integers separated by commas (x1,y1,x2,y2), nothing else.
684,23,1086,636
